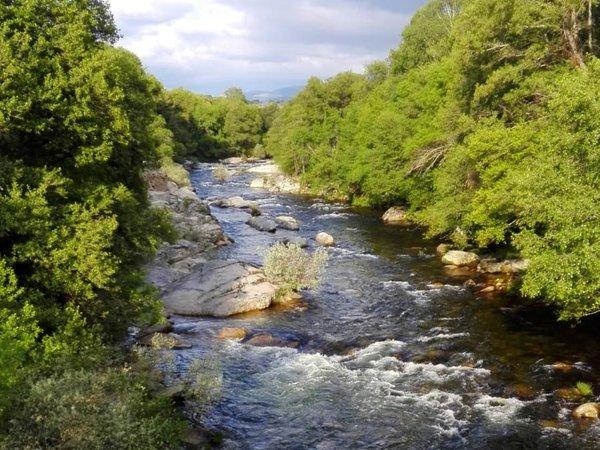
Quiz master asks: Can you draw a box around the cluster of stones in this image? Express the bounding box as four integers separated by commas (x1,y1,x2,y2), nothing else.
381,205,528,294
145,171,279,319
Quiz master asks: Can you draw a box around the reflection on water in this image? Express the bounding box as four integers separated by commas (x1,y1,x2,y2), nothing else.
170,162,600,449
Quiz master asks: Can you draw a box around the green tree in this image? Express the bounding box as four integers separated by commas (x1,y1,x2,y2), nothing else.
223,100,265,154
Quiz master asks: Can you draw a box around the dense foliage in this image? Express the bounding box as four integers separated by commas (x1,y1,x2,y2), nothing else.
266,0,600,321
0,1,204,446
159,87,275,161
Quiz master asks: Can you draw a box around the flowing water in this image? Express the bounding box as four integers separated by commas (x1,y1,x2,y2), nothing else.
173,161,600,449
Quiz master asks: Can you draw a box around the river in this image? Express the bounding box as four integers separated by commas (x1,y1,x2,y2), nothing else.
171,160,600,449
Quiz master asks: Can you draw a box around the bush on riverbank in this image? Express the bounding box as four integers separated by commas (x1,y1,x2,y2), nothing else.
1,366,185,450
265,0,600,321
264,243,328,299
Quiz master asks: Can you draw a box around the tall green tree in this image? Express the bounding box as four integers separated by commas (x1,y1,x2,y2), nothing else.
0,0,172,390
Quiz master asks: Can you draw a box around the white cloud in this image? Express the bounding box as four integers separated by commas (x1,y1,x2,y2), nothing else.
108,0,425,94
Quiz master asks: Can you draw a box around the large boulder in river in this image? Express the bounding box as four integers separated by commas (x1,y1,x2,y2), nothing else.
316,232,335,247
162,260,276,317
573,403,600,420
382,206,409,224
442,250,480,267
275,215,300,231
246,216,277,232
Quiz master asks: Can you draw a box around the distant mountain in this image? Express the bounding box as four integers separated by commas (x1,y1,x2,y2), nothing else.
247,85,303,103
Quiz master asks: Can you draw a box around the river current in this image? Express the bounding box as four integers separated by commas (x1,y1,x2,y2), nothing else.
171,161,600,449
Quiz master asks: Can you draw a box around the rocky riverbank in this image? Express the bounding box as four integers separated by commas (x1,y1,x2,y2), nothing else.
144,169,279,318
380,205,529,296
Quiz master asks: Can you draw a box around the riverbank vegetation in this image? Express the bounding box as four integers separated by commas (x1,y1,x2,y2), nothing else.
159,87,277,161
265,0,600,321
0,1,243,447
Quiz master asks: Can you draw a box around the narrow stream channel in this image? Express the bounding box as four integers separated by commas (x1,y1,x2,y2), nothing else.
172,161,600,449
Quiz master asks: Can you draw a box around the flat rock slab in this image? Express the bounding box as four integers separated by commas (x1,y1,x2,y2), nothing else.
162,260,276,317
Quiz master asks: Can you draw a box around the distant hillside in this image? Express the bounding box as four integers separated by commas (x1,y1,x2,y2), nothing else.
247,86,303,103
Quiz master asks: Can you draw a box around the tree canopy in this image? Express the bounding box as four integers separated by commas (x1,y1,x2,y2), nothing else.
266,0,600,321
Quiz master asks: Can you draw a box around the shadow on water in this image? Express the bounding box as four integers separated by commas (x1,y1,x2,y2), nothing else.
173,162,600,449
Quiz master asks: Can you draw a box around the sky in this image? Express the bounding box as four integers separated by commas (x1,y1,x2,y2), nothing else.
109,0,427,96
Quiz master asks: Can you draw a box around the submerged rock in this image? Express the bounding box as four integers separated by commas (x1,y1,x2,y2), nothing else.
441,250,480,267
478,286,495,294
478,259,529,274
382,206,409,224
555,387,583,401
162,260,277,317
139,321,173,337
243,332,300,348
275,291,304,305
573,403,600,420
504,384,537,400
277,236,309,248
139,332,192,349
550,362,574,373
315,232,335,247
217,327,248,340
212,196,258,210
275,215,300,230
246,216,277,232
181,428,210,449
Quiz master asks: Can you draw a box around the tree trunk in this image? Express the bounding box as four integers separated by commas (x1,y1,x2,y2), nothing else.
564,8,587,68
589,0,594,52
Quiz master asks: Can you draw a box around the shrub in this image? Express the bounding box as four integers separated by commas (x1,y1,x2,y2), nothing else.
212,165,231,182
263,243,328,299
1,368,185,450
250,144,268,159
576,382,594,397
160,160,191,187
